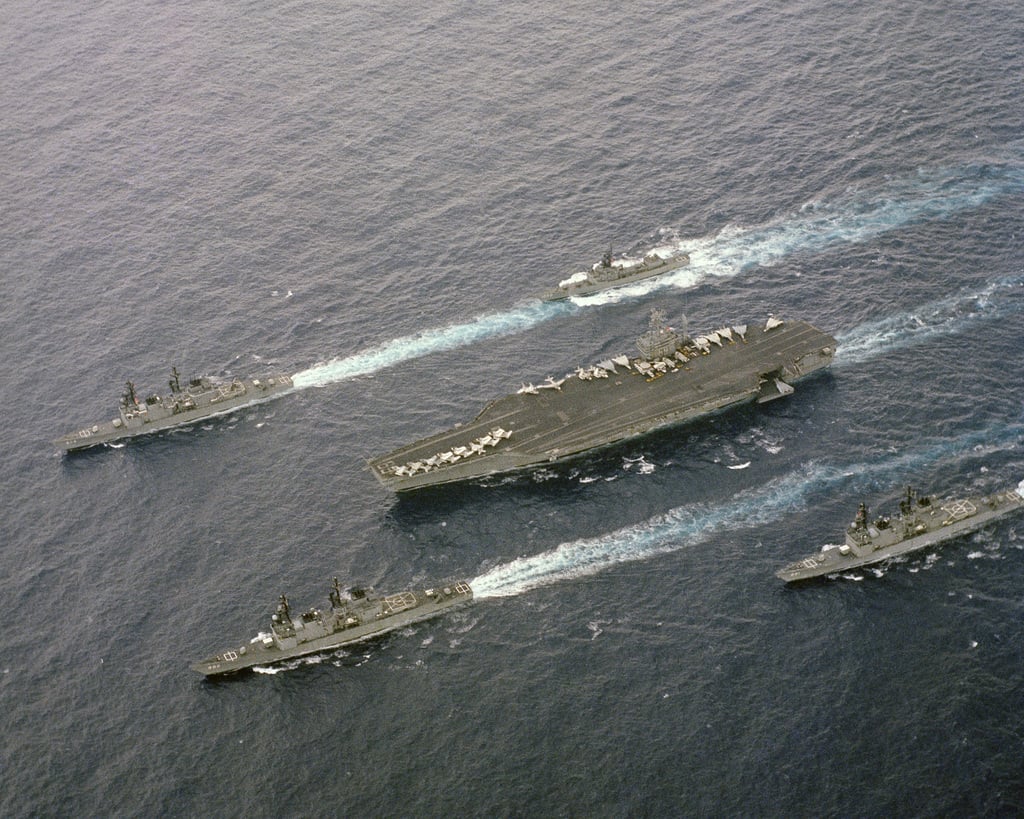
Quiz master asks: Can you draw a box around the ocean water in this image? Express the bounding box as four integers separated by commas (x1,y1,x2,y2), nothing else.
3,0,1024,815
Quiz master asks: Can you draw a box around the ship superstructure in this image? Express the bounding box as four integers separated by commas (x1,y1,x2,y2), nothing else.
540,248,690,301
776,481,1024,582
193,578,473,676
55,366,293,452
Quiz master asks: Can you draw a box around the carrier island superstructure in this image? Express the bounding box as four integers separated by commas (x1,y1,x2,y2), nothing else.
368,312,837,492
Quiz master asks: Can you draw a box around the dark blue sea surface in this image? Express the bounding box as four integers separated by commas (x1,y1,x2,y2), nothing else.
3,0,1024,815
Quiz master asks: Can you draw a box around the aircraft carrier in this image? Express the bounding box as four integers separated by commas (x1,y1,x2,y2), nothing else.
192,578,473,676
776,480,1024,582
368,311,837,492
55,367,293,453
539,248,690,301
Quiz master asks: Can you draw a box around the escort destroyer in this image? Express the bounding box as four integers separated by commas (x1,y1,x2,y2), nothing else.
368,311,836,492
540,248,690,301
55,366,293,453
776,480,1024,582
193,578,474,676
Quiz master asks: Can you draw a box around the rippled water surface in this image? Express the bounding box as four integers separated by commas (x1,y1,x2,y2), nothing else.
3,1,1023,815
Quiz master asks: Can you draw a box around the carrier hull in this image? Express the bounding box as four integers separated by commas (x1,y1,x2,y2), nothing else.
369,317,836,492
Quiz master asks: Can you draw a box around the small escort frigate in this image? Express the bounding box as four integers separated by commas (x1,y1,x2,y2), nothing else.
540,248,690,301
55,366,293,453
192,578,474,676
776,480,1024,582
368,311,836,492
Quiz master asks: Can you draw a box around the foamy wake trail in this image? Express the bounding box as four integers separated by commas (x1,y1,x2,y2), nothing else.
581,164,1023,303
291,301,575,388
292,164,1021,387
471,421,1024,599
834,274,1024,366
713,167,1010,265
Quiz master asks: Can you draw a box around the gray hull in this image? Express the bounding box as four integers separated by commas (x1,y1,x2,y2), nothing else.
369,317,836,492
55,373,293,453
776,482,1024,582
193,580,473,676
540,253,690,301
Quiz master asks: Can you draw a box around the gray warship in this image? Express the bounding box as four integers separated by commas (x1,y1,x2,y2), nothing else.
540,248,690,301
776,480,1024,582
368,311,836,492
55,367,293,453
193,578,474,676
